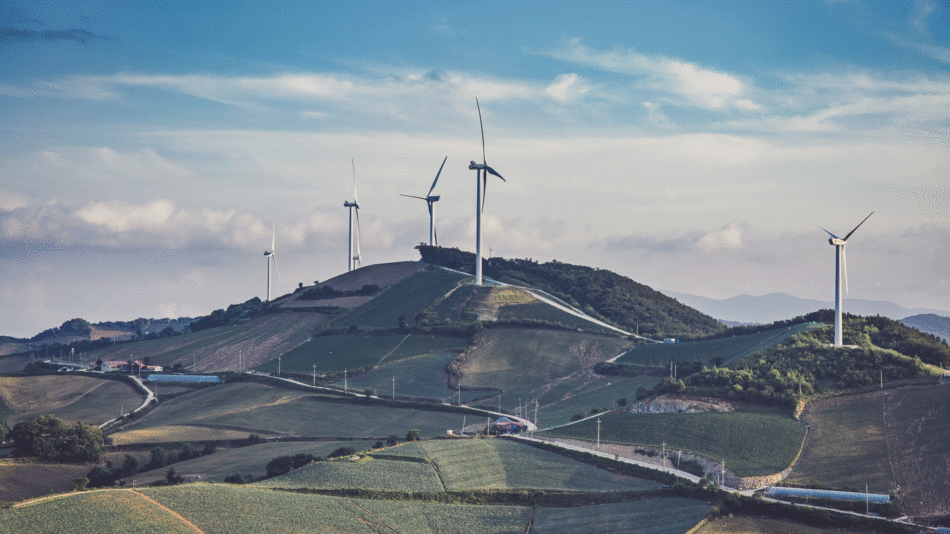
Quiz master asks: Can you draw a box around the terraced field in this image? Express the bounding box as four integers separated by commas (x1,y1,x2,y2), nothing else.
265,455,444,491
0,375,144,427
462,327,631,412
263,333,466,375
616,323,821,367
531,498,709,534
541,410,806,477
786,391,893,493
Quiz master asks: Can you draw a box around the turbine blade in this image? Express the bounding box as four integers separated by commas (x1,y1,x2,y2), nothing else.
842,246,849,295
434,225,438,246
427,201,433,218
271,220,275,252
355,208,362,266
481,171,488,214
485,165,506,182
401,194,428,200
816,224,839,239
428,156,447,197
273,254,282,282
476,98,486,165
843,211,874,241
351,157,358,204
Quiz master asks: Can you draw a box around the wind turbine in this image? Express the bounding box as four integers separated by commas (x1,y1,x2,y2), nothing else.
344,158,362,272
263,221,281,302
468,98,506,285
401,156,447,246
817,212,873,346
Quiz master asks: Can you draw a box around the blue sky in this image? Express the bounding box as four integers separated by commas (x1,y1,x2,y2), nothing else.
1,0,949,337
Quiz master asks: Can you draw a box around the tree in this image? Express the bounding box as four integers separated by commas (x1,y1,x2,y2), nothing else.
9,415,103,462
405,429,420,442
148,447,169,469
121,454,139,476
165,467,182,485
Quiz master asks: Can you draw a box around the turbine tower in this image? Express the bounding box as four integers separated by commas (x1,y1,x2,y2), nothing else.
344,158,362,272
468,98,506,285
817,212,873,346
401,156,447,246
263,221,281,302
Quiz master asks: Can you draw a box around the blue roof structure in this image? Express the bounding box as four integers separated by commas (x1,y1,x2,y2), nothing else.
146,374,221,384
764,486,890,504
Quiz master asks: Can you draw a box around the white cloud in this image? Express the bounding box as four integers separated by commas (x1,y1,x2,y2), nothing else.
544,73,592,103
696,222,747,253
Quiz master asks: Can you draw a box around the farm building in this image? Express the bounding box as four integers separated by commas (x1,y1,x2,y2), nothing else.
493,416,526,434
146,374,222,384
763,486,890,504
100,360,163,373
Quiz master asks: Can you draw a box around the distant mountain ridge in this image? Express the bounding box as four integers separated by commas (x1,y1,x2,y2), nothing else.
660,290,950,336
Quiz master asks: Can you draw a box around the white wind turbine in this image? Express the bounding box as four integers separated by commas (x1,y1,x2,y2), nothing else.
401,156,447,246
344,158,363,272
468,98,506,285
817,212,873,346
263,221,281,302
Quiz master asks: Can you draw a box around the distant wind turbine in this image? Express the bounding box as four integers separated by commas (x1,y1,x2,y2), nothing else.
817,212,873,346
401,156,447,246
263,221,281,302
468,98,506,285
344,158,362,272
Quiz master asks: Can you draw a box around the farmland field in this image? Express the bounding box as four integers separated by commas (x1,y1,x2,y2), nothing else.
693,516,868,533
263,333,466,375
462,327,631,412
786,391,893,493
536,375,662,429
0,461,93,507
427,284,490,322
341,352,489,403
335,267,468,329
117,382,479,439
84,311,327,373
616,323,821,367
0,375,144,426
108,425,275,445
541,410,806,477
264,455,444,491
417,438,662,491
124,440,372,485
531,497,709,534
885,383,950,517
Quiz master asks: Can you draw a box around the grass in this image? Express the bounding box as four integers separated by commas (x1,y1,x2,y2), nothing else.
124,440,371,485
335,267,468,329
0,375,145,426
461,327,631,412
786,390,893,493
616,323,821,367
693,515,870,534
497,301,619,334
417,438,662,491
262,333,466,375
109,425,266,445
535,375,662,429
263,456,445,492
0,462,93,508
118,382,479,439
531,497,709,534
885,383,950,517
427,284,491,322
541,410,807,477
341,352,488,403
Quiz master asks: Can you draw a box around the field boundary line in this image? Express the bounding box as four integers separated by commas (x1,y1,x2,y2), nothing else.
881,391,899,490
418,441,447,492
344,498,401,533
13,487,116,508
376,334,412,366
129,489,205,534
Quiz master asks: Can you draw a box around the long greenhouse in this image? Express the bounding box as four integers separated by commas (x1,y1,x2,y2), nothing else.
763,486,890,504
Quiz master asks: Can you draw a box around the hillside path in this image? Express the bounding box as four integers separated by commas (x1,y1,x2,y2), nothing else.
130,489,205,533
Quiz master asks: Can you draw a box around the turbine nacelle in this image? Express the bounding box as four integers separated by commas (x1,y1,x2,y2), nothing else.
264,251,273,256
829,238,846,246
344,200,359,208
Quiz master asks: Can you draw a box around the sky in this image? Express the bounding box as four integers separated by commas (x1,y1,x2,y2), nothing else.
1,0,949,338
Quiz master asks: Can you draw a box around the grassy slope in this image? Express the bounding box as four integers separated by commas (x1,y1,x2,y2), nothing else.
416,438,661,492
541,410,806,477
264,456,445,492
262,334,466,375
694,516,868,534
616,323,821,367
531,498,709,534
340,352,485,403
497,301,618,334
786,391,893,493
885,383,950,517
462,327,631,412
84,312,327,372
0,462,93,508
335,267,468,329
536,375,662,428
0,375,144,426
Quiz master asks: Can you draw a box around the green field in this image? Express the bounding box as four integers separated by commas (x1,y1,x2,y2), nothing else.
536,375,662,429
498,301,619,334
616,323,821,367
786,391,893,493
266,333,467,375
264,455,445,491
541,410,806,477
427,284,489,322
885,384,950,517
335,267,468,329
531,497,709,534
693,515,869,534
0,375,144,427
462,327,631,412
125,440,373,485
116,382,477,440
416,438,661,491
342,352,490,403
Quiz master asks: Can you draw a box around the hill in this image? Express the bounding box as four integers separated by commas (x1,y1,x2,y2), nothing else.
901,313,950,341
417,245,725,339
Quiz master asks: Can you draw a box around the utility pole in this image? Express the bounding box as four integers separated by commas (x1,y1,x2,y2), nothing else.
866,483,869,515
278,355,281,376
534,401,538,428
721,459,725,487
596,418,602,449
662,442,666,467
313,364,316,386
392,377,395,400
344,368,347,393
